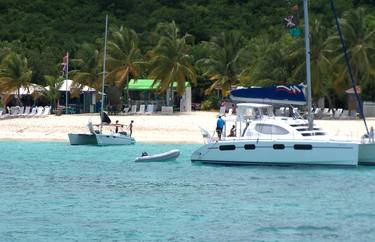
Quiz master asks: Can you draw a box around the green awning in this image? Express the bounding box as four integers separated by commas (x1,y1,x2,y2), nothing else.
127,79,191,90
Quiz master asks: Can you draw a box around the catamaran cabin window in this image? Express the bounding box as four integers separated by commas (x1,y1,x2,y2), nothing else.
255,124,289,135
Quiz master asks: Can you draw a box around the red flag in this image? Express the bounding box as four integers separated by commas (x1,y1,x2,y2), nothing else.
61,52,69,74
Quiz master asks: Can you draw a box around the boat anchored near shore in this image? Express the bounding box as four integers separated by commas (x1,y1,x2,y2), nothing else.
191,103,359,167
135,149,180,162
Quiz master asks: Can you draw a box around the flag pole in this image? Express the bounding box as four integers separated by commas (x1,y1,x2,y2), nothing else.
65,52,69,114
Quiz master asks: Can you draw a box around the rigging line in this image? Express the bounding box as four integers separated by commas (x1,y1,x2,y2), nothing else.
329,0,369,135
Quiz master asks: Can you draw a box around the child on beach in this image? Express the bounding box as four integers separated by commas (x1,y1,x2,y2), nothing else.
129,120,134,137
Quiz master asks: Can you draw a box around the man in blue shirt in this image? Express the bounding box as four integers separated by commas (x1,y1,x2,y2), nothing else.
216,116,225,140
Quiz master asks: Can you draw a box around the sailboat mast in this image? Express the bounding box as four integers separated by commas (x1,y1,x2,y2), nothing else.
303,0,313,130
100,15,109,134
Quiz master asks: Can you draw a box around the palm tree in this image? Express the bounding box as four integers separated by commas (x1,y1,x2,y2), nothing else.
147,21,197,104
250,41,292,86
327,7,375,90
290,19,335,108
106,26,143,105
0,52,32,105
70,43,102,94
44,75,64,110
197,31,249,96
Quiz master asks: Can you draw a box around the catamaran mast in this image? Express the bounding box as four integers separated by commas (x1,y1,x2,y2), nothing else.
303,0,313,130
100,15,109,134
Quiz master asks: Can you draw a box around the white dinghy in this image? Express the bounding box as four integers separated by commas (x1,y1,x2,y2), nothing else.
135,149,180,162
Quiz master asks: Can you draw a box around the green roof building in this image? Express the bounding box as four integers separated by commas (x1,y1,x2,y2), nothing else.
126,79,192,112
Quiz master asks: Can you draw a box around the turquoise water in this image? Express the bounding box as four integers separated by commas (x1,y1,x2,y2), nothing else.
1,141,375,241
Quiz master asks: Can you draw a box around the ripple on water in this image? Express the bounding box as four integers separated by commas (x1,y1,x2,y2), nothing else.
1,141,375,241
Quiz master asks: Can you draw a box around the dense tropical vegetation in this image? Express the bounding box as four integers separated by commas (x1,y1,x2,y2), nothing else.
0,0,374,110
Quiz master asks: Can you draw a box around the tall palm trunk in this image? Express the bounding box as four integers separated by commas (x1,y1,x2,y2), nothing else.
126,75,130,105
17,87,22,106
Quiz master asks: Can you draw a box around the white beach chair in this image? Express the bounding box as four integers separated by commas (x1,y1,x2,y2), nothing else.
129,105,137,115
313,108,322,119
321,108,331,119
161,106,173,115
145,104,155,115
340,110,349,119
18,106,25,115
137,104,145,114
34,106,44,117
0,109,9,119
123,107,130,114
333,108,343,119
9,106,21,117
42,106,51,116
21,106,31,116
28,107,37,117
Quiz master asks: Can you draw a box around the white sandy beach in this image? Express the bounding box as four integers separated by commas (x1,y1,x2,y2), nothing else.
0,112,375,143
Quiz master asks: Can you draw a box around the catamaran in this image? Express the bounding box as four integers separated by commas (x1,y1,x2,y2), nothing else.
191,0,375,166
191,103,359,166
68,15,135,146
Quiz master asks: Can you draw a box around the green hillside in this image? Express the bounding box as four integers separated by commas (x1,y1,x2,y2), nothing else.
0,0,374,107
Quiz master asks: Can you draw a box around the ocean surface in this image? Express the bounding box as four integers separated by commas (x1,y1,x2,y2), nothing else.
1,141,375,241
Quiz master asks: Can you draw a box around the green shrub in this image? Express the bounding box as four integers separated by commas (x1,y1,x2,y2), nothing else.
201,95,220,110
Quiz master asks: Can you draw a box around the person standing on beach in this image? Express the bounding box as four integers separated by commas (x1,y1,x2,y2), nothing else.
129,120,134,137
216,116,225,140
370,126,374,143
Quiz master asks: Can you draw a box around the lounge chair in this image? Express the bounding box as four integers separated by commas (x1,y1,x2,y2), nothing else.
129,105,137,115
333,108,343,119
321,108,332,119
161,106,173,114
27,107,37,117
42,106,51,116
313,108,322,119
9,106,21,117
137,104,145,114
22,106,31,117
340,110,349,119
145,104,155,115
122,107,130,114
34,106,44,117
0,109,9,119
18,106,25,115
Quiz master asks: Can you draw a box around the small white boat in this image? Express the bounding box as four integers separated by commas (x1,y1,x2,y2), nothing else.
135,149,180,162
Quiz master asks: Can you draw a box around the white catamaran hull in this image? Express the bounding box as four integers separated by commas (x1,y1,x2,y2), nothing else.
358,143,375,165
191,140,358,166
68,133,97,145
68,132,135,145
95,133,135,146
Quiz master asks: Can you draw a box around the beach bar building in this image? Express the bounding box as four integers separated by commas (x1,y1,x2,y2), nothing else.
127,79,192,112
56,79,97,113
